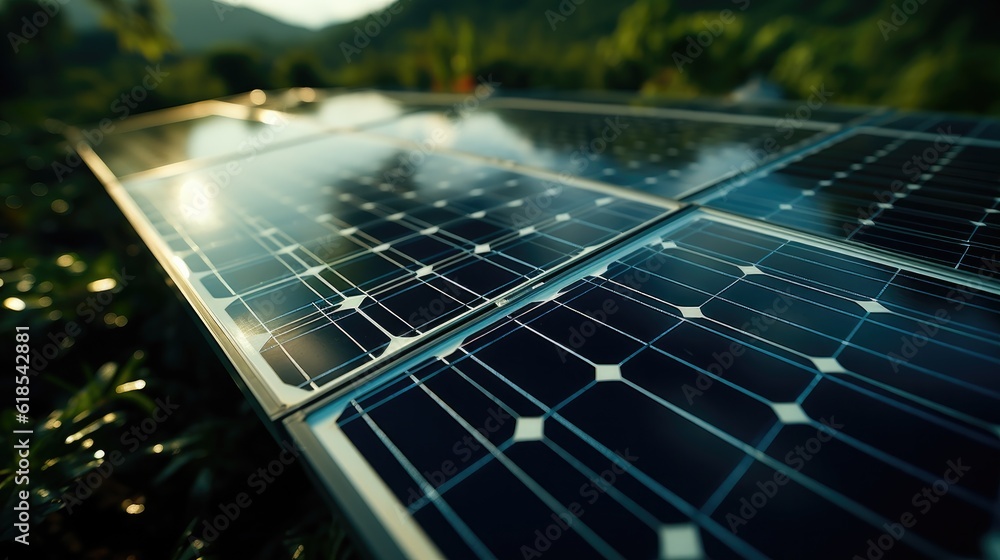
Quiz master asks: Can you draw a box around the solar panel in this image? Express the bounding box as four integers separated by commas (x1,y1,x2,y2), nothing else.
73,111,677,415
636,98,876,124
368,99,842,199
88,93,436,180
289,210,1000,559
873,113,1000,141
698,125,1000,275
70,90,1000,559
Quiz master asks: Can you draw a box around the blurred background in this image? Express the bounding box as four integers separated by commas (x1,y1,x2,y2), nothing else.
1,0,997,558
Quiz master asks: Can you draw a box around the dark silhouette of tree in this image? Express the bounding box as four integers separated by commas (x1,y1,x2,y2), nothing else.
207,49,272,94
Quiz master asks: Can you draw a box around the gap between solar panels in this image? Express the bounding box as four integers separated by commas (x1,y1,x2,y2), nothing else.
67,102,691,419
66,89,1000,559
284,208,1000,559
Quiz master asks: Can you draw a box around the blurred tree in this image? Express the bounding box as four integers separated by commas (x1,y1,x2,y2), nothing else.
424,14,456,90
591,0,1000,112
1,0,172,104
598,0,673,69
207,48,272,95
274,51,330,88
88,0,174,60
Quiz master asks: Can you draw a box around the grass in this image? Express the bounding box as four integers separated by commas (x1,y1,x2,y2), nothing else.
0,111,358,559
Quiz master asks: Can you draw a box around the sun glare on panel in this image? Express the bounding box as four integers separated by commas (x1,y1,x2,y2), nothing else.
177,178,221,228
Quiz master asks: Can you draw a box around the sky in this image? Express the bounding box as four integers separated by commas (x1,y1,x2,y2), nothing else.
218,0,400,29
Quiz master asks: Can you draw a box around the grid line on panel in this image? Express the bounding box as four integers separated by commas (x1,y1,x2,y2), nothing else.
329,215,1000,560
392,347,773,560
374,220,997,429
484,223,995,428
94,96,1000,559
620,378,955,560
123,130,673,396
873,113,1000,142
369,105,834,200
352,401,498,560
414,380,626,560
546,226,993,437
375,339,953,559
700,129,1000,277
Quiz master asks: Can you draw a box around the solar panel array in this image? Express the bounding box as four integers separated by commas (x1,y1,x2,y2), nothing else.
99,127,675,411
305,213,999,559
74,90,1000,560
370,101,834,199
699,124,1000,276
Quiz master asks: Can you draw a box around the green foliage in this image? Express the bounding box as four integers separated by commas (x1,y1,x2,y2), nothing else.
0,93,355,560
90,0,175,60
207,48,273,95
7,0,995,112
273,51,330,89
593,0,1000,111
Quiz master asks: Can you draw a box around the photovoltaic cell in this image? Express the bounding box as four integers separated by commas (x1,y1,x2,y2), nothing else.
106,125,674,412
700,131,1000,275
874,112,1000,141
73,90,1000,560
369,104,831,199
299,212,1000,559
639,98,875,124
487,91,878,125
89,92,439,178
91,113,319,177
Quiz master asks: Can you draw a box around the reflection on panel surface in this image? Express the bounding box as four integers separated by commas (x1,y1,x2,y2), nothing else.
370,105,829,198
92,112,320,177
76,90,1000,560
305,213,999,559
91,91,412,177
119,131,671,404
874,113,1000,140
701,131,1000,274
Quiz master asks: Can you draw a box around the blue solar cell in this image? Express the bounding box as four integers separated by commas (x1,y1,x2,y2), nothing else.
698,132,1000,275
370,103,832,198
73,91,1000,560
299,213,1000,559
93,121,675,412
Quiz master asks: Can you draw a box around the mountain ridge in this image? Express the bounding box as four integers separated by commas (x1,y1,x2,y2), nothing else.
63,0,319,51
